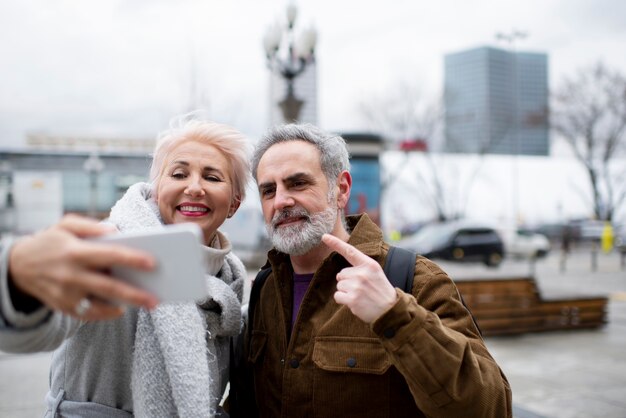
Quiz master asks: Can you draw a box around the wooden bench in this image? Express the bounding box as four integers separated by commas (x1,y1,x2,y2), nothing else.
454,277,608,336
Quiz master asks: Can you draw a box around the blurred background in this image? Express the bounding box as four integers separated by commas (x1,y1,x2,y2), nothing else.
0,1,625,417
0,0,625,254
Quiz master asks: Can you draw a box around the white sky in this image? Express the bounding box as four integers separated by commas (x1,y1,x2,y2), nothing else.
1,0,626,147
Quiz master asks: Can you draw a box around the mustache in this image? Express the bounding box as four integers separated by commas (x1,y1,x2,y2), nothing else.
271,207,310,227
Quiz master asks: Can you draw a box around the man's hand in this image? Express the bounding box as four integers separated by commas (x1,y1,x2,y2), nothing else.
8,214,158,321
322,233,398,324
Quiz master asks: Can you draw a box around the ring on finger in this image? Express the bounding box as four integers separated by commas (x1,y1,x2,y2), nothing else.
74,297,92,317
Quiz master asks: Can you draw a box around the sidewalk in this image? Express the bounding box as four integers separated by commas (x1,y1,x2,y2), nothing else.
0,351,50,417
439,247,626,418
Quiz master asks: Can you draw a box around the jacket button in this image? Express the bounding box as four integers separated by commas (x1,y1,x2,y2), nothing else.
383,327,396,339
290,359,300,369
346,357,357,368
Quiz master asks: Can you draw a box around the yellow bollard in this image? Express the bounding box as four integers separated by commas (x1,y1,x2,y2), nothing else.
601,222,614,253
389,230,402,242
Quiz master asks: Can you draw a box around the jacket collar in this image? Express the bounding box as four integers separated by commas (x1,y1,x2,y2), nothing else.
345,213,385,259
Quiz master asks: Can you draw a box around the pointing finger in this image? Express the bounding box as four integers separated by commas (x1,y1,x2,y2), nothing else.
322,234,370,266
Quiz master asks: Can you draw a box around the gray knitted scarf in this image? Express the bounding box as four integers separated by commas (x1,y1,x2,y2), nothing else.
107,182,245,418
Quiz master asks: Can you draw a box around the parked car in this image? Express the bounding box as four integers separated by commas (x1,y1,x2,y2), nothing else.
396,221,505,267
500,228,551,259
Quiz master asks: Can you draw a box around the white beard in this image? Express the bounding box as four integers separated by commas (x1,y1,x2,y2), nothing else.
267,205,337,256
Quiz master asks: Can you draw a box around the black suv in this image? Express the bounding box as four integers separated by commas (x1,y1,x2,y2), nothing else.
396,221,505,267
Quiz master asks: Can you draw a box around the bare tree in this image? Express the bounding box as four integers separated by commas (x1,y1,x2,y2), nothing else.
359,81,498,223
359,82,454,221
552,62,626,222
360,81,441,144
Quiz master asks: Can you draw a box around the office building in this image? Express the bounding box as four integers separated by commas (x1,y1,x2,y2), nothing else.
0,136,153,233
444,46,549,155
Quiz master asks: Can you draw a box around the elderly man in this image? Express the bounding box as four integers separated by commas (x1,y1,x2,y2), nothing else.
232,124,512,418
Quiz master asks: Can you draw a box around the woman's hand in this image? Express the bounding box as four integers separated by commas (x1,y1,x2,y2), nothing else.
8,214,159,321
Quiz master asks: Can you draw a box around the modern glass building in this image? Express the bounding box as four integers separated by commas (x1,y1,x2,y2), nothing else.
444,46,549,155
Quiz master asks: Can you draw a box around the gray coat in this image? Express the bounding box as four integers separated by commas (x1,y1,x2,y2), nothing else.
0,183,246,417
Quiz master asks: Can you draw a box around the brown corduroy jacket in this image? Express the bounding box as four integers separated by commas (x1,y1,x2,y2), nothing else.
240,214,512,418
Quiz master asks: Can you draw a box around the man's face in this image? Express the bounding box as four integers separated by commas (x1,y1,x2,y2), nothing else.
256,141,339,255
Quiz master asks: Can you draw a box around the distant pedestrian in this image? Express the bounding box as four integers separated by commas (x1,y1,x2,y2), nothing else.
560,224,572,272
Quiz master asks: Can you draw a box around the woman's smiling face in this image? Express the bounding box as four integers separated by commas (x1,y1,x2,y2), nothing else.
156,139,238,245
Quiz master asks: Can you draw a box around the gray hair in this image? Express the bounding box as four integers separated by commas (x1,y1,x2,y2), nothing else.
150,113,251,202
251,124,351,185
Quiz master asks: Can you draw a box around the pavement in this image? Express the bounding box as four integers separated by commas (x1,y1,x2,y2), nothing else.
438,246,626,418
1,246,625,418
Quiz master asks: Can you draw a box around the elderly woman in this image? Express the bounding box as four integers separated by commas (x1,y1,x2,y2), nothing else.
0,117,251,417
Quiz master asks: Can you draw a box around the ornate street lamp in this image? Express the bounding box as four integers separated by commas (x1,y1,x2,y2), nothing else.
263,3,317,122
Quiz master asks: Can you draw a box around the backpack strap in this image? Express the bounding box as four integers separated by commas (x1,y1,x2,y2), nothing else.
247,267,272,341
383,246,482,335
383,245,416,293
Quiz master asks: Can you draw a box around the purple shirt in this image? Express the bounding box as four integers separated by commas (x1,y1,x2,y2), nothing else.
292,272,314,330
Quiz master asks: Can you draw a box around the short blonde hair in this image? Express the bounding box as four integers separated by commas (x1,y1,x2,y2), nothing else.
149,116,251,203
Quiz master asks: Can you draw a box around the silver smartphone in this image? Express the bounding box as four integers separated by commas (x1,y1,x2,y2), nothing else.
94,223,207,303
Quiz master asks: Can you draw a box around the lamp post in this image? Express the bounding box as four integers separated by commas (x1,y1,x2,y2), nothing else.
0,161,15,233
83,152,105,218
263,3,317,122
496,29,527,225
